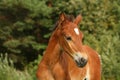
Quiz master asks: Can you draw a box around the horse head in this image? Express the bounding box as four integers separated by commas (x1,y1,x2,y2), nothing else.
55,13,88,67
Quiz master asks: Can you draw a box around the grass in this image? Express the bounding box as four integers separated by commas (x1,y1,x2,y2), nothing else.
0,54,35,80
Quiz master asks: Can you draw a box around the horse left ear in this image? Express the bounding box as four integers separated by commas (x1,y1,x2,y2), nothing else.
74,14,82,25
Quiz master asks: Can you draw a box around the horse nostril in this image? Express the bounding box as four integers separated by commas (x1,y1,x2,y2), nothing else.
81,57,86,63
75,57,87,68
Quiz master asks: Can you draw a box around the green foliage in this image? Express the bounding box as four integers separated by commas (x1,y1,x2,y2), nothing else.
0,54,33,80
27,54,43,80
0,0,50,68
0,0,120,80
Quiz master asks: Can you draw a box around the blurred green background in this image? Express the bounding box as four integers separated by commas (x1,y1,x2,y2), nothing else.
0,0,120,80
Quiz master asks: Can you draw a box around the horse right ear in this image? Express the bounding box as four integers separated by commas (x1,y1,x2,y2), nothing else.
59,13,66,23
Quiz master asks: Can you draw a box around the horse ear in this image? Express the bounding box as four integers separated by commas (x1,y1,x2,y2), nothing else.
74,14,82,25
59,12,66,23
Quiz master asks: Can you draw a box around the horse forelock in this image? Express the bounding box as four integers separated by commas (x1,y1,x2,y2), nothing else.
66,14,74,22
53,14,75,31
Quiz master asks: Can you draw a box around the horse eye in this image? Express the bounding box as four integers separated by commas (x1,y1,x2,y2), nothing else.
66,36,72,41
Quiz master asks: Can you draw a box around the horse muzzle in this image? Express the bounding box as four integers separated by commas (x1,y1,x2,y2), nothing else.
73,53,88,67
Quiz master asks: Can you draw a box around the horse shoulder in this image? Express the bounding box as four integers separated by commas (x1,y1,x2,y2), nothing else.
36,62,54,80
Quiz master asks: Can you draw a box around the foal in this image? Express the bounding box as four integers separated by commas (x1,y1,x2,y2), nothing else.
36,13,101,80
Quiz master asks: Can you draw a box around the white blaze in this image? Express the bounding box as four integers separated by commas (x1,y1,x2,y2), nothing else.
74,28,79,35
84,67,90,80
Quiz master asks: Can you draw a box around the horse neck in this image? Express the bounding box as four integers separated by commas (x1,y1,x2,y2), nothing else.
43,32,62,66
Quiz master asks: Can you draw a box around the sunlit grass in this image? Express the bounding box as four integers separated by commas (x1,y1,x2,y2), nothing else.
0,54,33,80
